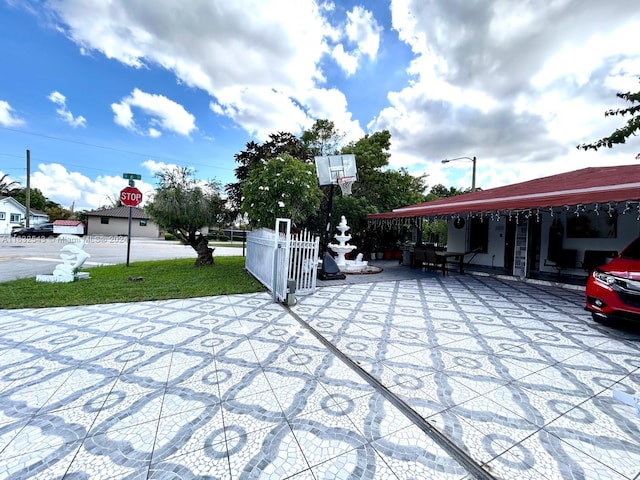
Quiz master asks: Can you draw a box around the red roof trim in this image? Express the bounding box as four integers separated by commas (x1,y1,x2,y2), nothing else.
367,165,640,220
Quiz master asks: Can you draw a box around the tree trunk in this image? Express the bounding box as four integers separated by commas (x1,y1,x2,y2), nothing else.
190,235,215,266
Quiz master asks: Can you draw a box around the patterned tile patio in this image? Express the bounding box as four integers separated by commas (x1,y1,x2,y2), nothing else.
0,273,639,479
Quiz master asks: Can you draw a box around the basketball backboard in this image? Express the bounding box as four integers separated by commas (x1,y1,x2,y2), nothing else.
314,154,357,186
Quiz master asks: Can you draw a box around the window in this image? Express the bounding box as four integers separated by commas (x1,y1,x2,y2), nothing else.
0,212,5,220
100,217,109,224
10,213,21,223
469,217,489,253
567,211,617,238
139,219,147,226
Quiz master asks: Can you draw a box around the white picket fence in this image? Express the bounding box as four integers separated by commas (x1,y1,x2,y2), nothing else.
245,218,320,302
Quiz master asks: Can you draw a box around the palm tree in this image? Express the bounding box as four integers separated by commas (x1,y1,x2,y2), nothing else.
0,174,20,197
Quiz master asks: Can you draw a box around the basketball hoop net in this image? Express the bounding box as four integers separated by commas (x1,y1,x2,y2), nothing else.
337,176,356,196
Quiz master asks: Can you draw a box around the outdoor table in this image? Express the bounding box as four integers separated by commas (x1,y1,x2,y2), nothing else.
436,251,466,273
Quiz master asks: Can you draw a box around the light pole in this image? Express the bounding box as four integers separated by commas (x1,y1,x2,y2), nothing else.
441,156,476,191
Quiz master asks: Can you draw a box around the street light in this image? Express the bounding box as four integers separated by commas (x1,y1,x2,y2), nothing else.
441,156,477,191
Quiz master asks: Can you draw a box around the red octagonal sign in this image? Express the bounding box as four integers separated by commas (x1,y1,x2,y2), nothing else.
120,186,143,207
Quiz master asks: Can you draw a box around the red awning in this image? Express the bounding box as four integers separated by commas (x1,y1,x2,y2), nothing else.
368,165,640,220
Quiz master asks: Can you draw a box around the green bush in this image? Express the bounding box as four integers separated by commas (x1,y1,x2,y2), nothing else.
164,233,177,241
206,232,229,241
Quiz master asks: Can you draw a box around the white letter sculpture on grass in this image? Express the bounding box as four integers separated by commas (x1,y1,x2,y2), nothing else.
36,241,91,283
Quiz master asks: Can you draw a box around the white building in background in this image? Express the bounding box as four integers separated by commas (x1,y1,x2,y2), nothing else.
0,196,49,234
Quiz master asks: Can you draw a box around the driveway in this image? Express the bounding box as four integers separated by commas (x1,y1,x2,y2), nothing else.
0,235,243,282
0,270,638,479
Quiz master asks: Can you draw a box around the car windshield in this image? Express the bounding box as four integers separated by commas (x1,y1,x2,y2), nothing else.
620,237,640,260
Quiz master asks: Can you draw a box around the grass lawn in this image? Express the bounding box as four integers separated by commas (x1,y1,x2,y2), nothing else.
0,256,265,309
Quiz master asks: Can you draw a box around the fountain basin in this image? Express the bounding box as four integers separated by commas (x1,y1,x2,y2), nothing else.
328,243,356,266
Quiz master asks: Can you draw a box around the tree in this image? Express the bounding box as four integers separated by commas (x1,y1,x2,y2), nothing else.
426,184,471,200
578,78,640,151
46,206,73,222
0,174,20,197
242,154,322,229
226,132,307,216
301,119,344,157
11,188,55,211
341,130,391,172
146,167,226,266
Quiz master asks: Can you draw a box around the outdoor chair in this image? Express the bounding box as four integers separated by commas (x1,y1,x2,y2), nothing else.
412,247,428,269
424,245,447,275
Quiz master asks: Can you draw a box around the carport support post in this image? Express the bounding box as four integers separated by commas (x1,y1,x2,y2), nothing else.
126,206,132,267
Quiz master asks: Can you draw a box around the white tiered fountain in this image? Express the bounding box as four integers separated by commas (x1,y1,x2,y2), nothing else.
328,216,374,273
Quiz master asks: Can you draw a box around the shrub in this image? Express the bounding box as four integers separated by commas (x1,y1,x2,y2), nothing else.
206,232,229,241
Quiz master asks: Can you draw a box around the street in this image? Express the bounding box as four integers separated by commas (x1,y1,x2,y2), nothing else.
0,235,244,283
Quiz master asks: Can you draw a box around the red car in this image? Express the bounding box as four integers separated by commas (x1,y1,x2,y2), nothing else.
585,236,640,322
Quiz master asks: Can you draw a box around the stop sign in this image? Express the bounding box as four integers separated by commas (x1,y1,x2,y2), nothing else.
120,186,143,207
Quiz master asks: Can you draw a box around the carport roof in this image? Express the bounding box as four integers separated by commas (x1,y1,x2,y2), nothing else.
367,164,640,221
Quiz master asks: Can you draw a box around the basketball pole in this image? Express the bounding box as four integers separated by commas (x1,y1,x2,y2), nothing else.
324,183,335,253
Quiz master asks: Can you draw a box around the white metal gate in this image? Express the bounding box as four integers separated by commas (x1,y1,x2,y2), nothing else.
246,218,320,302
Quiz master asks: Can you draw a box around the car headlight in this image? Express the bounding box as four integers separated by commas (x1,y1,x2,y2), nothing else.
593,270,617,286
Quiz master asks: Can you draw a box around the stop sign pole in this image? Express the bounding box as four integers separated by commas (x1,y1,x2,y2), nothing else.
120,175,143,266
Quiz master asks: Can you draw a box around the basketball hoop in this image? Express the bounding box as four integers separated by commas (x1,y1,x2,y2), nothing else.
337,176,356,196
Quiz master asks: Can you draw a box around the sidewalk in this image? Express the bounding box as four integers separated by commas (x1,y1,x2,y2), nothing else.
0,271,638,478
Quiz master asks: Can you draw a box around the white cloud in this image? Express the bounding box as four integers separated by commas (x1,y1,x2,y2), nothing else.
331,6,382,76
0,100,25,127
30,163,153,210
372,0,640,191
47,91,86,127
50,0,332,91
345,6,381,60
141,159,180,174
111,101,135,130
332,44,359,76
18,0,639,201
302,88,364,144
40,0,364,139
211,87,310,141
111,88,197,137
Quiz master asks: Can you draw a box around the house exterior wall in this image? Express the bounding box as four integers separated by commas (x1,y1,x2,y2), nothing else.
0,199,24,234
445,210,640,278
537,211,640,276
446,216,507,269
86,216,160,237
0,198,48,234
446,220,466,252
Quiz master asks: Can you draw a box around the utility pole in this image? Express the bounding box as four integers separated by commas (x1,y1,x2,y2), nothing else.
26,149,31,227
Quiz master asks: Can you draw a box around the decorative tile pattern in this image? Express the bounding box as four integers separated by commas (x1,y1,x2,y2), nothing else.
294,275,640,479
1,274,639,479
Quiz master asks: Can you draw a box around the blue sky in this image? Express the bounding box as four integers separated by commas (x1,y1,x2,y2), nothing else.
1,0,639,211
